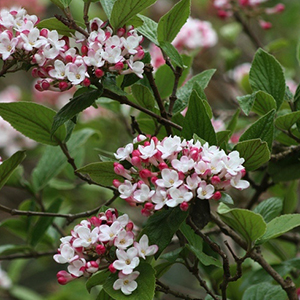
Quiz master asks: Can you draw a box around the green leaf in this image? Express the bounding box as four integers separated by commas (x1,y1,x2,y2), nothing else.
10,286,43,300
50,0,64,9
142,206,188,257
157,0,190,43
131,84,156,111
86,270,110,293
249,49,286,110
31,128,96,191
96,289,112,300
275,111,300,131
60,0,72,7
154,64,174,99
216,130,231,147
237,93,256,116
100,0,117,18
29,198,63,247
182,90,217,144
253,197,283,223
110,0,157,30
258,214,300,244
102,75,127,96
186,244,222,267
267,151,300,182
76,162,122,186
252,91,277,116
52,88,102,135
159,42,184,67
0,244,32,255
136,15,158,44
154,261,174,278
283,181,298,214
103,263,155,300
0,102,66,146
37,18,74,36
0,151,26,190
173,69,216,114
239,109,275,151
234,139,270,171
0,219,28,239
219,192,234,205
218,203,267,246
242,282,286,300
226,108,240,133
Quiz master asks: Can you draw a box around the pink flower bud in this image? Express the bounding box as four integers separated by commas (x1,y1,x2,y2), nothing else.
218,10,229,19
59,81,69,91
34,82,43,92
158,162,168,170
81,45,88,56
180,201,189,211
57,271,75,285
86,261,99,273
259,20,272,30
90,216,101,226
139,169,152,178
151,176,158,185
131,156,142,168
126,221,134,231
96,244,106,255
65,55,73,63
141,208,152,217
41,80,50,90
95,68,104,78
178,172,185,180
132,149,141,157
144,202,154,210
108,263,117,273
40,28,48,37
114,62,124,70
82,78,91,87
211,176,221,185
117,27,126,37
239,0,249,6
105,209,113,220
144,141,150,147
113,179,121,188
212,191,222,201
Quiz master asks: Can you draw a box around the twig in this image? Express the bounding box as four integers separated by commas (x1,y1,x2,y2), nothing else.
55,14,89,38
271,145,300,162
156,280,202,300
0,250,57,261
144,64,172,135
83,1,91,33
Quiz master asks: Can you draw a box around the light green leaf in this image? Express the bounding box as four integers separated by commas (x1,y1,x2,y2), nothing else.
234,139,270,171
142,206,188,257
157,0,190,43
0,244,32,256
50,0,64,9
219,192,234,205
186,244,222,267
60,0,72,7
31,129,96,191
174,69,216,114
10,286,43,300
51,88,102,135
283,181,298,214
86,270,110,293
258,214,300,244
249,49,286,110
154,64,174,99
136,15,158,44
182,90,217,144
0,151,26,190
132,84,156,111
159,42,184,68
104,263,155,300
237,93,256,116
242,282,286,300
100,0,117,18
252,91,277,116
37,18,74,36
218,203,267,246
226,108,240,133
110,0,157,30
76,162,122,186
275,111,300,131
253,197,283,223
239,109,275,151
0,102,66,146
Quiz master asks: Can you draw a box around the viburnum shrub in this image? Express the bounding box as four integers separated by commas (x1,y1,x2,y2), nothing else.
1,0,300,300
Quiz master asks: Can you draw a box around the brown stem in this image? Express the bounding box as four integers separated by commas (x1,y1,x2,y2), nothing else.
0,250,57,261
271,145,300,162
55,14,89,38
83,2,91,33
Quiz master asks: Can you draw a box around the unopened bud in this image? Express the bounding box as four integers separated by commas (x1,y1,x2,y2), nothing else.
180,201,189,211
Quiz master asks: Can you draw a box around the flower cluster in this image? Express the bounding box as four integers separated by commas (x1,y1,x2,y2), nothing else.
53,208,158,295
113,135,249,215
150,17,217,70
213,0,285,29
0,7,145,92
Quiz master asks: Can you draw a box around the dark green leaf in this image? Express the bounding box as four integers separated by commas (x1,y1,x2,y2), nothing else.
0,151,26,190
136,15,158,44
29,198,63,247
131,84,156,111
173,69,216,114
253,197,283,223
0,219,28,239
0,244,32,255
218,203,267,246
96,289,112,300
234,139,270,171
283,181,298,214
154,262,174,279
242,282,286,300
142,206,188,257
237,93,256,116
159,42,184,67
103,263,155,300
275,111,300,131
182,90,217,144
76,162,122,186
86,270,110,293
31,129,96,191
216,130,231,147
0,102,66,146
37,18,74,36
155,64,175,99
102,76,127,96
249,49,286,110
59,0,72,7
252,91,277,116
52,88,102,134
226,108,240,133
239,109,275,151
110,0,157,30
157,0,190,43
219,192,234,205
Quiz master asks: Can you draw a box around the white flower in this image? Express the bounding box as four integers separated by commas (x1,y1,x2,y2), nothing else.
99,221,122,242
118,180,137,199
67,258,86,277
48,60,67,79
114,229,134,250
133,184,155,203
185,173,201,190
72,226,99,248
138,139,157,159
156,169,183,189
166,186,193,207
134,234,158,259
171,155,195,173
0,32,18,60
197,182,215,199
65,63,87,85
113,247,140,274
222,151,245,176
121,35,141,55
113,271,139,295
230,172,249,190
127,56,144,78
156,136,182,159
53,243,78,264
152,188,168,210
102,47,123,64
115,143,133,160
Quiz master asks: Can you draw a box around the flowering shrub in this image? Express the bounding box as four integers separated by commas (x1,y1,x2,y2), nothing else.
114,135,249,214
54,208,158,295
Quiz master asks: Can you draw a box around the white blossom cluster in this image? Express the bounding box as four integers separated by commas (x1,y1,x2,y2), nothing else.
0,7,145,92
114,135,249,215
53,208,158,295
